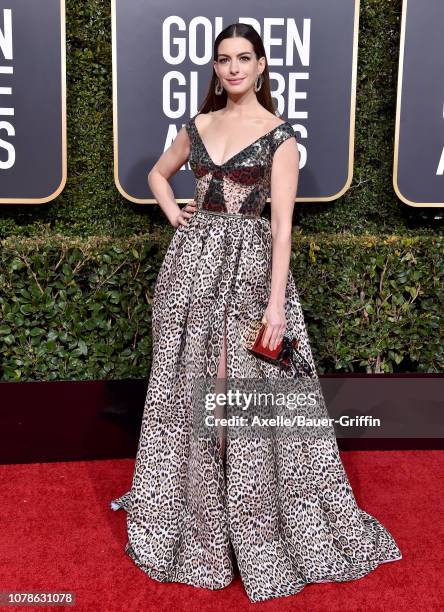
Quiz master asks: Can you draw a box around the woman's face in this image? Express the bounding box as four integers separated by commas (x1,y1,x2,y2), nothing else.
213,36,265,95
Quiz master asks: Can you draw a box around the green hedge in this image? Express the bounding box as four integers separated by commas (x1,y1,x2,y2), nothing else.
0,0,442,238
1,232,442,381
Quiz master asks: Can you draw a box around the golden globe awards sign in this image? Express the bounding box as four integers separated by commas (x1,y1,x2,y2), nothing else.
393,0,444,208
0,1,66,205
112,0,360,204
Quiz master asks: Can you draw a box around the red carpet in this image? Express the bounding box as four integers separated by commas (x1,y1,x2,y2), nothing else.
1,451,442,611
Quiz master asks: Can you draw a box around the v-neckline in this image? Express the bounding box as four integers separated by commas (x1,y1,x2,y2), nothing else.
191,114,289,168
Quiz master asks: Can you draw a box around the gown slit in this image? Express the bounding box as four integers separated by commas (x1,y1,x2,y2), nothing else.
110,113,402,603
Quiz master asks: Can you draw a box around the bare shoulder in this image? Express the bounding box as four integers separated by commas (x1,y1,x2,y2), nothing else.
194,112,213,130
263,111,286,129
255,109,286,130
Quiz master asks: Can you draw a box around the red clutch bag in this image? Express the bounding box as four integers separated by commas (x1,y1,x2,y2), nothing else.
243,321,314,374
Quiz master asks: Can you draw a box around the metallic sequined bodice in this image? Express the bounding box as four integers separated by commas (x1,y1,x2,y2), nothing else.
185,114,296,218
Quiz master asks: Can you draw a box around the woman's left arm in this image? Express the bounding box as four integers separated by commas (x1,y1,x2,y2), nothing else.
261,133,300,351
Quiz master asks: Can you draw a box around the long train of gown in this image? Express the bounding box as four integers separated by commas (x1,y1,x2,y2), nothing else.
110,113,402,603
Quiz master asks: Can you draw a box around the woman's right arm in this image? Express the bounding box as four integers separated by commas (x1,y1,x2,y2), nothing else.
148,125,196,228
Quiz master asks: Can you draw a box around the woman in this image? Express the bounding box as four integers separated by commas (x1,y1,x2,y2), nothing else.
111,23,402,603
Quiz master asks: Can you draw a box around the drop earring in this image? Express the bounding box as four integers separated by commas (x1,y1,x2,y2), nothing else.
215,78,223,95
254,74,263,92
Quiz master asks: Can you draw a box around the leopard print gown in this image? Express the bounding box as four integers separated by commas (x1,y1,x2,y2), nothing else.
110,113,402,603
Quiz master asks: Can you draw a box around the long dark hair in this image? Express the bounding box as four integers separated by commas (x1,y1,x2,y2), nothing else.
198,23,278,116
